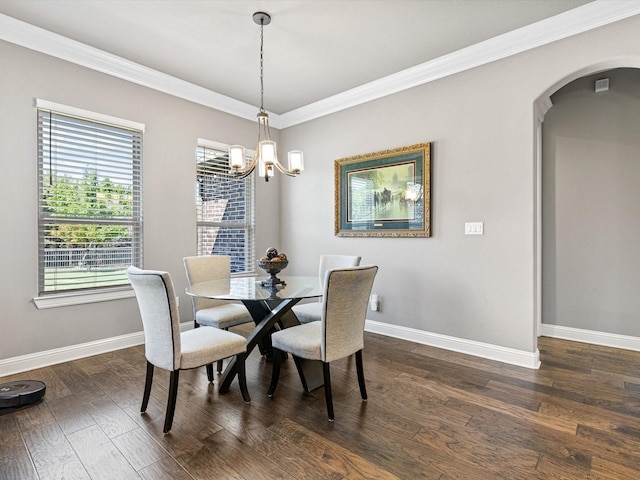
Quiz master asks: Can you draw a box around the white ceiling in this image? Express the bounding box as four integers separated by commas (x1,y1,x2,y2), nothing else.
3,1,640,128
0,0,594,115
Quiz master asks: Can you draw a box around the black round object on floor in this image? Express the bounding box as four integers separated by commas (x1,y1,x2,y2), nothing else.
0,380,46,408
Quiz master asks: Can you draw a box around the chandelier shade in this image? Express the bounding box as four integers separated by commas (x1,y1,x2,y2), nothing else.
229,12,304,182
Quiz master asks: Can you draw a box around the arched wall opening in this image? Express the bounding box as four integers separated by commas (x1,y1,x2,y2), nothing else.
534,61,640,353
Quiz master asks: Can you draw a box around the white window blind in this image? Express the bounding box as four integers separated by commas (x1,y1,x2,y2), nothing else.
196,141,255,274
37,105,143,295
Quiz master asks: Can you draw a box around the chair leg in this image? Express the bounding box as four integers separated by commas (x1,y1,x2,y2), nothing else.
216,328,229,374
267,348,283,397
141,361,154,413
355,350,367,401
236,353,251,403
323,362,334,421
206,363,214,382
163,370,180,434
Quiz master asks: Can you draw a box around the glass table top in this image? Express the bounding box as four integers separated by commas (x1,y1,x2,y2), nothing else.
186,275,322,302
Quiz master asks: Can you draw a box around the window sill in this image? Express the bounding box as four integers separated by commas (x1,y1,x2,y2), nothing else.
33,288,136,309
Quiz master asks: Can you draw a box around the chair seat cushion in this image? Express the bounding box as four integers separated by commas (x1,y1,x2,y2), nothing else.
179,326,246,370
291,302,322,324
195,303,253,329
271,322,322,361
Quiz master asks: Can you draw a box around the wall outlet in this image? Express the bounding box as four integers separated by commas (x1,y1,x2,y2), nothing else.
370,293,379,312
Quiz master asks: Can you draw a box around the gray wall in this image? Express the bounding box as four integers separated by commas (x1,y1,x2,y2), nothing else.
278,15,640,354
3,13,640,364
542,68,640,337
0,41,280,360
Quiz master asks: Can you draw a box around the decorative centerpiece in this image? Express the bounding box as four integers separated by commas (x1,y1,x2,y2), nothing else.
257,247,288,287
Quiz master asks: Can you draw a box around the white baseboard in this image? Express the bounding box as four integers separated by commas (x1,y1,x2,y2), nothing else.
11,320,600,377
365,320,541,369
539,323,640,351
0,322,193,378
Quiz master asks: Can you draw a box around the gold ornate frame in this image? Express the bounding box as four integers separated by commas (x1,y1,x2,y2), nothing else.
335,142,431,237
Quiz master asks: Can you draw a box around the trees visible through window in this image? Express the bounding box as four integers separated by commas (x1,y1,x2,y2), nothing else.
196,140,255,274
37,101,143,294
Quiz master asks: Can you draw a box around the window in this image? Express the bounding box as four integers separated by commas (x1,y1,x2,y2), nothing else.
37,100,143,296
196,140,255,274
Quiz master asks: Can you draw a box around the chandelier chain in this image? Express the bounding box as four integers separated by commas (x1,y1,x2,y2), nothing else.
259,19,265,113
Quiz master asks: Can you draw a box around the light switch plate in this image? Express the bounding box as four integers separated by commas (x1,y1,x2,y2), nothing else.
465,222,484,235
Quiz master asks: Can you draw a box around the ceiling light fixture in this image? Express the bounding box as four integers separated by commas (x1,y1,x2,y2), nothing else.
229,12,304,182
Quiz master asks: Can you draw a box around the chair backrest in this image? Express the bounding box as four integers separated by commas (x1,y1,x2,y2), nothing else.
318,255,361,284
183,255,232,313
127,266,181,371
321,265,378,363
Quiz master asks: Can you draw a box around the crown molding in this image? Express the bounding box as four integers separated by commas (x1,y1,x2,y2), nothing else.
0,13,260,123
2,1,640,130
278,0,640,128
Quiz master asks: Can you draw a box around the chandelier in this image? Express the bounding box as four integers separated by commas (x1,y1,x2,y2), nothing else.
229,12,304,182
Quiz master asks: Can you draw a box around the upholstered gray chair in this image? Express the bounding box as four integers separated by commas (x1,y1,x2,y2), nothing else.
127,266,250,433
292,254,361,324
183,255,253,372
268,265,378,421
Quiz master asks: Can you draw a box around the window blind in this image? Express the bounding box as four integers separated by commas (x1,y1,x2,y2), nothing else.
37,108,143,294
196,142,255,274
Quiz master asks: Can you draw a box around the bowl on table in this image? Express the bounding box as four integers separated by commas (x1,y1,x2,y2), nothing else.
257,258,288,287
257,248,288,287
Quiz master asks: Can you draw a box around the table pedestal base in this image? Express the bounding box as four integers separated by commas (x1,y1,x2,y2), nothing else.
219,297,324,394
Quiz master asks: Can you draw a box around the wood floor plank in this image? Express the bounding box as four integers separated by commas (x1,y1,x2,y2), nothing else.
46,395,96,435
50,361,108,403
534,453,607,480
175,444,245,480
293,406,484,480
0,415,38,480
111,427,168,472
84,395,139,439
413,420,541,476
14,400,57,432
398,371,580,434
138,456,194,480
268,418,401,480
590,455,640,480
95,368,146,411
574,424,640,471
201,428,295,480
22,423,90,480
536,388,640,436
66,424,140,480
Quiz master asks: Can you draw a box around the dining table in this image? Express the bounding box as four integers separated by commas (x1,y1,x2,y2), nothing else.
186,275,325,394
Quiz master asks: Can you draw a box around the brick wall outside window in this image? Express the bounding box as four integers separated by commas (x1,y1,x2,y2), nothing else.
196,144,254,274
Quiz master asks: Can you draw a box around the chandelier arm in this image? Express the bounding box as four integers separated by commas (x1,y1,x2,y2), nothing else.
234,169,257,180
273,159,300,176
231,151,259,177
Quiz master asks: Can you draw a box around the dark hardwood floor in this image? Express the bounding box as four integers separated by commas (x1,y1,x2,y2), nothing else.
2,332,640,479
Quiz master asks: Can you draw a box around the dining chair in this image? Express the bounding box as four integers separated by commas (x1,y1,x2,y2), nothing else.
267,265,378,421
127,266,250,433
183,255,253,372
291,254,361,324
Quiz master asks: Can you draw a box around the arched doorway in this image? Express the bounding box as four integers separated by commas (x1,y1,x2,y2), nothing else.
534,64,640,353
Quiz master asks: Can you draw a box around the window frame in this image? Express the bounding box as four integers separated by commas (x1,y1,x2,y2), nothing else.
33,100,144,309
196,138,256,276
